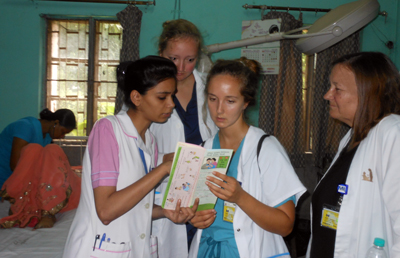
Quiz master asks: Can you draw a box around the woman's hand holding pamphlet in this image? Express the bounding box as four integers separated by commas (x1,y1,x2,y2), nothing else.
161,142,233,211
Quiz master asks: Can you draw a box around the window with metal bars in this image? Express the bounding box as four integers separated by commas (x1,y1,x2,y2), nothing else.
45,18,122,136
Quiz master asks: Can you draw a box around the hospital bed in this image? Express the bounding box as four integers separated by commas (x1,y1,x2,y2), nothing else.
0,136,86,257
0,201,76,258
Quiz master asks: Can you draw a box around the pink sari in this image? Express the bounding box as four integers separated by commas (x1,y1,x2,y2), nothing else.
0,144,81,228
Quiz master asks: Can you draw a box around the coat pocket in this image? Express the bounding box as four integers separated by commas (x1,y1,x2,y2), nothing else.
93,241,132,258
150,235,158,258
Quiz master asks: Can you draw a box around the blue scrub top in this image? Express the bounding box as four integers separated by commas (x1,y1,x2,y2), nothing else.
198,133,243,258
0,117,52,187
175,82,204,248
173,82,203,145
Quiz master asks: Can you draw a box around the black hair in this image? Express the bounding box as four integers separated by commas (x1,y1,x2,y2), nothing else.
39,108,76,129
117,56,177,110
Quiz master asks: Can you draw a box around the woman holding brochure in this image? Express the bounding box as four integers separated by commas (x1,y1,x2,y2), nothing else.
188,57,306,258
63,56,198,258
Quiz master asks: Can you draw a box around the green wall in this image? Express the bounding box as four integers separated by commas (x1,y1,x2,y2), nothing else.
0,0,398,130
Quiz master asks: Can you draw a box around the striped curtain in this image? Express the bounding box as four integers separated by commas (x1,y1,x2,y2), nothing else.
258,11,305,168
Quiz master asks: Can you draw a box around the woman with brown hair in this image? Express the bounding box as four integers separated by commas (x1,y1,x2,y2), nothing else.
308,52,400,257
189,57,305,258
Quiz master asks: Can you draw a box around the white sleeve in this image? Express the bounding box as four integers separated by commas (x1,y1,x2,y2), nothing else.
258,136,306,207
380,122,400,256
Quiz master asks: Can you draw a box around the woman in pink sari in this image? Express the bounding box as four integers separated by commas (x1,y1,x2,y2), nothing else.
0,108,81,229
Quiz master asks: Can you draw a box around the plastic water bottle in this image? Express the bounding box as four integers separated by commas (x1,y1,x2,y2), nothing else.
365,238,387,258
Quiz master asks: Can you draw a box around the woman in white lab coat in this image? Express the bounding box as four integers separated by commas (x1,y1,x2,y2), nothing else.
307,52,400,258
150,19,217,258
188,57,306,258
63,56,198,258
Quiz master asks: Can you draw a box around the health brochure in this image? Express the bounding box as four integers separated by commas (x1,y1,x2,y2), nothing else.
161,142,233,211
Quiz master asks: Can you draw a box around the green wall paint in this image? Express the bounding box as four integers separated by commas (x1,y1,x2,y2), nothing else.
1,0,398,130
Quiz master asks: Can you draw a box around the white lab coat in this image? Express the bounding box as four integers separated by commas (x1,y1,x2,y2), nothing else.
150,69,218,258
306,114,400,258
189,126,306,258
63,111,157,258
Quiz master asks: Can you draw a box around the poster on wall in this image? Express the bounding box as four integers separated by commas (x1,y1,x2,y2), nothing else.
241,19,281,74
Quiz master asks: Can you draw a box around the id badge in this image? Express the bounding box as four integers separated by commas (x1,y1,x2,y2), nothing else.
223,201,236,223
321,204,339,230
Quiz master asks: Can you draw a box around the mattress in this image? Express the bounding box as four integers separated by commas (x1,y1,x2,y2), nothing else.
0,201,76,258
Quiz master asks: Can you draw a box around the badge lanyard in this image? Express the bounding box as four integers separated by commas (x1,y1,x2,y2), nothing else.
138,147,149,174
337,183,348,207
320,184,348,231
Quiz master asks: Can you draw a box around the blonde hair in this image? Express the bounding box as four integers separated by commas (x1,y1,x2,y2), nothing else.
158,19,203,55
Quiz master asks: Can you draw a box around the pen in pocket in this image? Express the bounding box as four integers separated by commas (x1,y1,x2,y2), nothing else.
99,233,106,249
93,234,100,251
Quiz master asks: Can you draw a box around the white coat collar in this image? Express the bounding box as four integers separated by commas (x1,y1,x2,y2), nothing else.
240,126,266,164
236,126,265,182
115,109,153,153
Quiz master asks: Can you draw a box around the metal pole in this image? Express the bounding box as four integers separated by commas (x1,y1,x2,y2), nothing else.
41,0,155,5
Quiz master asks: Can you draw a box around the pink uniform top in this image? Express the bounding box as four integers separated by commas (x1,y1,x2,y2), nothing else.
88,118,119,188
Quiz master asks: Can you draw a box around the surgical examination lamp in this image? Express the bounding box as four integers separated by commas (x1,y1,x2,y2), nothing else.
205,0,380,55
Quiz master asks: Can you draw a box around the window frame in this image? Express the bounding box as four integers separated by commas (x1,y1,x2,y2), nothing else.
42,15,121,136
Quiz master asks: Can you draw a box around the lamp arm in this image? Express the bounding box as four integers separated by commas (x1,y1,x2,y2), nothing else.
283,30,336,39
206,32,285,54
284,26,311,35
206,26,314,54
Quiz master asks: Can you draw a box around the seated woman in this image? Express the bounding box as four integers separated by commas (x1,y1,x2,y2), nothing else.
0,108,81,229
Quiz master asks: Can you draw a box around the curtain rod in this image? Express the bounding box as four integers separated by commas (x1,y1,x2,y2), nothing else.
242,4,388,17
40,0,155,5
242,4,330,13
